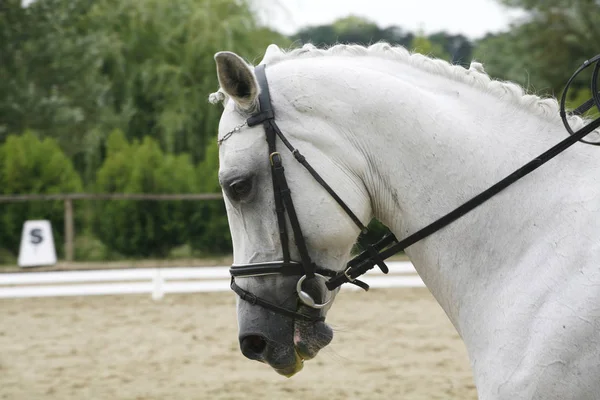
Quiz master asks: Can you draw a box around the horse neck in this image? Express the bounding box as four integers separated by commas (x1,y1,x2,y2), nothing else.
286,56,593,333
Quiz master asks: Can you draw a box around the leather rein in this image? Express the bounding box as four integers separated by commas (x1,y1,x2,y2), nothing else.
229,55,600,323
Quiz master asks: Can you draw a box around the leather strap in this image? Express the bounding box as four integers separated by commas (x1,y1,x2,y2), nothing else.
270,152,316,278
247,64,275,127
572,94,600,116
230,262,305,277
231,261,370,289
230,278,324,322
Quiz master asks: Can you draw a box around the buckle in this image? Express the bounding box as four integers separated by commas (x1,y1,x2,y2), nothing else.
269,152,281,166
343,267,355,282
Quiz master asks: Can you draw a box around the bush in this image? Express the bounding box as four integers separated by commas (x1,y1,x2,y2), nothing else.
189,140,232,254
0,131,83,256
92,130,198,257
0,247,17,266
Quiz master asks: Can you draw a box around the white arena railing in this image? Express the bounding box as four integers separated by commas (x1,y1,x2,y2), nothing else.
0,261,424,300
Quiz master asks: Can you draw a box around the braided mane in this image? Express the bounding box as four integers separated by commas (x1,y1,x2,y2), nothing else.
211,42,595,134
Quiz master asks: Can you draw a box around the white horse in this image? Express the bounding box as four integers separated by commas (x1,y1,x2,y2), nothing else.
210,43,600,399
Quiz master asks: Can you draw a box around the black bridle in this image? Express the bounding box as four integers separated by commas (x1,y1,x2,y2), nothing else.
229,55,600,323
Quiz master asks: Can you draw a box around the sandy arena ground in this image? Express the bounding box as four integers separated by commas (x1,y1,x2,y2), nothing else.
0,287,477,400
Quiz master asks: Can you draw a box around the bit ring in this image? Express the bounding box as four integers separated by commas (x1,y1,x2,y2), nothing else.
296,274,332,309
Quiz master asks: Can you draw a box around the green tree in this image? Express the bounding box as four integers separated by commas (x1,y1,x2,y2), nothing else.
331,15,381,43
476,0,600,94
293,16,413,47
0,0,111,159
0,131,83,256
87,0,291,166
1,0,290,182
428,32,473,66
411,30,451,61
472,31,532,87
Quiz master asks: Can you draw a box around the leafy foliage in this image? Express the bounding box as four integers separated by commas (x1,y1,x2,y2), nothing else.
1,0,291,183
0,131,83,255
86,0,290,165
0,0,113,168
411,31,451,61
293,15,414,48
475,0,600,94
189,140,232,254
292,16,472,65
92,130,198,257
428,32,473,66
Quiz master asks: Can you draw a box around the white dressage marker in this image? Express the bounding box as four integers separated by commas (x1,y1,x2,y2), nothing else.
18,220,57,268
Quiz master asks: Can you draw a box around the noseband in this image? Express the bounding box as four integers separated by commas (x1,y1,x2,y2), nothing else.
229,56,600,323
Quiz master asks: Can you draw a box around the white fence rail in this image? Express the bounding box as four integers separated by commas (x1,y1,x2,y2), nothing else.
0,262,423,299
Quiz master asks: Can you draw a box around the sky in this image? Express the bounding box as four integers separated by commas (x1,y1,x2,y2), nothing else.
257,0,527,39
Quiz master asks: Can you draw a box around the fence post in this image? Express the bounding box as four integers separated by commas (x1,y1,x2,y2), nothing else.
152,269,164,301
64,198,74,262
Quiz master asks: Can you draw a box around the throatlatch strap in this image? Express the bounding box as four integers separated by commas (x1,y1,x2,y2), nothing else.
249,64,368,234
271,125,368,233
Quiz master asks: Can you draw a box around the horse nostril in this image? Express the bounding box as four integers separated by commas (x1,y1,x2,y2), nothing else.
240,334,268,360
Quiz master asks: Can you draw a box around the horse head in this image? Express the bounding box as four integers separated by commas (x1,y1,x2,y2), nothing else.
210,47,373,376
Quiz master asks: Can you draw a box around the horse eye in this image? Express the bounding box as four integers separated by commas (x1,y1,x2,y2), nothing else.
230,178,253,200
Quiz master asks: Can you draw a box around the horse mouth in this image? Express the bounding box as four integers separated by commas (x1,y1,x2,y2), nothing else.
293,319,334,360
269,320,333,377
274,352,305,377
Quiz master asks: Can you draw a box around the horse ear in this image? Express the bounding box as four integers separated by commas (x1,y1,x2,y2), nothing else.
214,51,258,111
